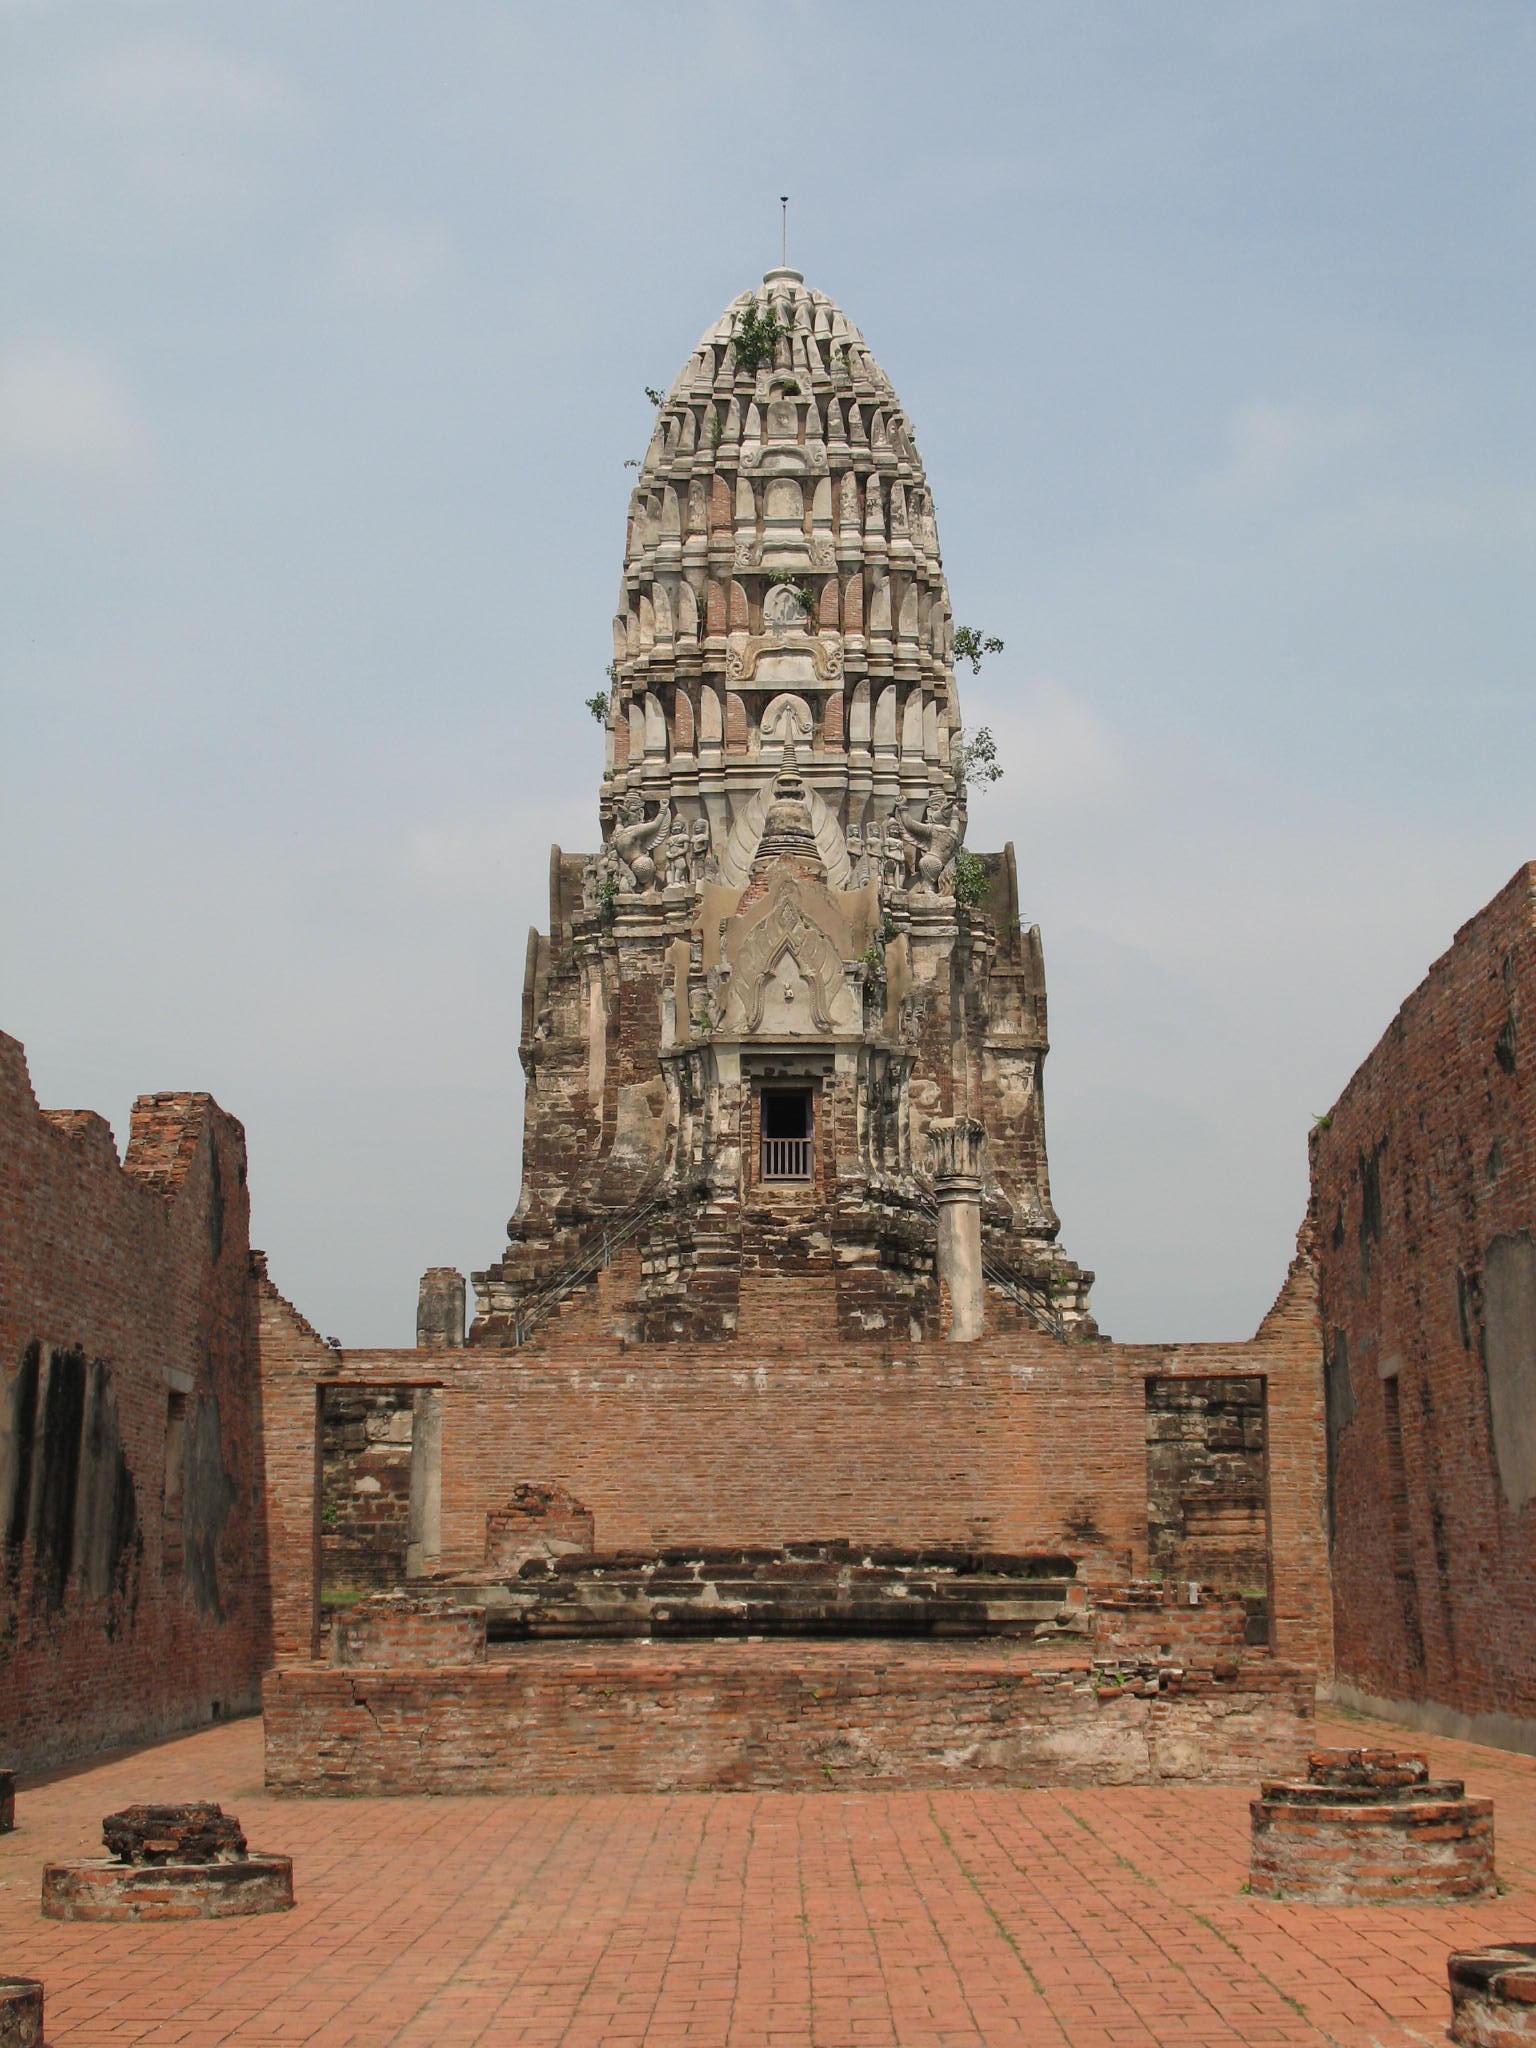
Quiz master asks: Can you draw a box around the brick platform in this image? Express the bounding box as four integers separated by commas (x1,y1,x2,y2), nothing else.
0,1980,42,2048
1449,1942,1536,2045
1251,1747,1496,1903
263,1640,1313,1794
6,1711,1536,2045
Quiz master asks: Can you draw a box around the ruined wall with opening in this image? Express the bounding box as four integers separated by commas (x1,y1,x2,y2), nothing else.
1314,863,1536,1738
0,1033,269,1772
256,1239,1329,1672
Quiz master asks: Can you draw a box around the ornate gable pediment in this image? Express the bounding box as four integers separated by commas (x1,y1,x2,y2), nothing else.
721,863,857,1038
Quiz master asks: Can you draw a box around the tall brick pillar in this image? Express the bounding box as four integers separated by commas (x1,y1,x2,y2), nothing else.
928,1119,986,1342
416,1268,465,1349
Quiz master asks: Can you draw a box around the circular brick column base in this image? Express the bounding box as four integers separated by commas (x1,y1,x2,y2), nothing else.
1250,1748,1496,1904
0,1977,44,2048
1449,1943,1536,2046
41,1854,293,1922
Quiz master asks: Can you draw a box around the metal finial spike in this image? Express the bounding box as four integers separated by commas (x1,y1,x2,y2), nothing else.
780,195,788,269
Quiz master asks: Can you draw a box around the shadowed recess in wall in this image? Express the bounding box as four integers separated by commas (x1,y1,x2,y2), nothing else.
182,1386,237,1621
1323,1326,1357,1546
1485,1231,1536,1511
1,1343,141,1623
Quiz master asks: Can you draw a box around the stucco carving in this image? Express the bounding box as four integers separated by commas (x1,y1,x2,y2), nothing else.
721,866,857,1038
612,792,671,892
902,798,966,896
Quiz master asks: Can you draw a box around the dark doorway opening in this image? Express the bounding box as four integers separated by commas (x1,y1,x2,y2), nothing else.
761,1088,813,1182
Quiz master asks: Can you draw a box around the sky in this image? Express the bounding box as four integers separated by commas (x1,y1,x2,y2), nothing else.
3,2,1534,1347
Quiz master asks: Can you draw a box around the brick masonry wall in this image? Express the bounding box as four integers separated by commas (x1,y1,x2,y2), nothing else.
1091,1585,1256,1662
0,1033,269,1773
256,1238,1330,1676
329,1593,486,1668
1313,864,1536,1726
485,1485,594,1571
263,1641,1316,1795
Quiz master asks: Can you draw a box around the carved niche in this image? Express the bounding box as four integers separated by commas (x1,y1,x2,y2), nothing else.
726,581,844,689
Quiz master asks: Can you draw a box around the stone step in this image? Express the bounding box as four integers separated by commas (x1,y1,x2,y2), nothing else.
471,1557,1082,1642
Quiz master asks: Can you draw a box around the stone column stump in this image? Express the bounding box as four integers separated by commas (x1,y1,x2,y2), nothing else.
1449,1943,1536,2045
0,1979,43,2048
41,1803,293,1922
927,1118,987,1342
1250,1748,1496,1904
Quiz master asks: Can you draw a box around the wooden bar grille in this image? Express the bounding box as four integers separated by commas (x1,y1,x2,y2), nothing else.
761,1135,812,1181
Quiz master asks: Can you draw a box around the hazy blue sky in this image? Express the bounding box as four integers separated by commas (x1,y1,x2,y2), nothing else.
4,3,1533,1345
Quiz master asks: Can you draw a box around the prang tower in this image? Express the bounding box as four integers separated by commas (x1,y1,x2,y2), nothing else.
473,270,1093,1344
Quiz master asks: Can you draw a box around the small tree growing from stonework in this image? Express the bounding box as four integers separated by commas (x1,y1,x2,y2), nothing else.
957,725,1003,790
953,852,989,909
951,628,1005,798
767,571,816,617
953,626,1004,674
733,301,782,375
584,693,609,724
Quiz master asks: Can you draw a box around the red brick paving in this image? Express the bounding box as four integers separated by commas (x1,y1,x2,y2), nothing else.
0,1709,1531,2046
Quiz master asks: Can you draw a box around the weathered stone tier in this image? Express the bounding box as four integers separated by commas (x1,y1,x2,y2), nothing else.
1449,1942,1536,2046
263,1641,1313,1795
444,1543,1087,1643
1249,1748,1496,1903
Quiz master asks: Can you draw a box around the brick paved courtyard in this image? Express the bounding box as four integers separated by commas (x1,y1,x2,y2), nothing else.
2,1710,1532,2047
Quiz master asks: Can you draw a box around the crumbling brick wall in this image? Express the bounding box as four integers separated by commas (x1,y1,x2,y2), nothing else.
257,1238,1330,1675
329,1592,486,1668
0,1034,269,1772
1313,863,1536,1730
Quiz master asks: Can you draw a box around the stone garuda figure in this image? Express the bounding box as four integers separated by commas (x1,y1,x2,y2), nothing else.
901,797,966,896
611,791,672,893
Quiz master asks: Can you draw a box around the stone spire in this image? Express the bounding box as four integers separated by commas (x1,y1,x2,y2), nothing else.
602,271,965,882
